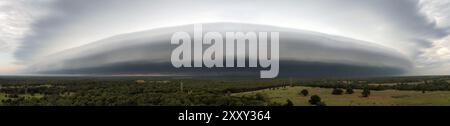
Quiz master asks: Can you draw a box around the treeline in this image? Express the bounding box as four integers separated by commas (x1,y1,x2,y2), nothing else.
0,86,64,95
300,79,450,91
0,77,283,106
224,84,288,93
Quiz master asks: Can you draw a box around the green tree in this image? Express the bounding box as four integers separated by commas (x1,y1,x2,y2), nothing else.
284,99,294,106
362,88,370,97
255,93,268,101
309,95,322,105
300,89,309,96
316,101,326,106
332,88,344,95
345,87,354,94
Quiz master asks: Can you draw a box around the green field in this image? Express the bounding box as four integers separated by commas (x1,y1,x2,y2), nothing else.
233,86,450,106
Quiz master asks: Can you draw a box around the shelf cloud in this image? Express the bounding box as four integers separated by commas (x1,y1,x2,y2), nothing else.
1,0,449,75
25,23,412,77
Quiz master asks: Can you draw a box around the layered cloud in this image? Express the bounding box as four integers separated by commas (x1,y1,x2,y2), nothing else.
25,23,412,77
0,0,449,75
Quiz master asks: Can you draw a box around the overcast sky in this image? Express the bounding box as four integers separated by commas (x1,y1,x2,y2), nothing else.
0,0,449,75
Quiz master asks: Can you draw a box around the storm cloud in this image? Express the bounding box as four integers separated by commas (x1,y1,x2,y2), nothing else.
25,23,411,77
1,0,449,75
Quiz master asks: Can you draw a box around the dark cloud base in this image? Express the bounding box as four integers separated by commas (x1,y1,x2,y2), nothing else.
26,23,411,77
35,60,405,78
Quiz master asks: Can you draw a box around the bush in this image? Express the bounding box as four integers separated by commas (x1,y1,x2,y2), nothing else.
300,89,309,96
309,95,322,105
284,99,294,106
346,87,354,94
332,88,344,95
255,93,268,101
362,88,370,97
315,101,326,106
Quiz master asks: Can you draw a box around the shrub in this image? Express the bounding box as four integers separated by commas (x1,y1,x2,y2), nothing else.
255,93,268,101
284,99,294,106
332,88,344,95
362,88,370,97
346,87,354,94
309,95,322,105
300,89,309,96
315,101,326,106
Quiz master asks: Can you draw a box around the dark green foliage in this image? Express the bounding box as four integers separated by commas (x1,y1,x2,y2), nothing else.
308,95,322,105
300,89,309,96
0,77,288,106
299,77,450,92
315,101,326,106
332,88,344,95
362,88,370,97
345,87,354,94
255,93,268,101
284,99,294,106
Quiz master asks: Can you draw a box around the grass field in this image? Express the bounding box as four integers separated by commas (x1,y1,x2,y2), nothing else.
233,86,450,106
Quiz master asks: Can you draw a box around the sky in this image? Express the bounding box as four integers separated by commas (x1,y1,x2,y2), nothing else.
0,0,449,76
